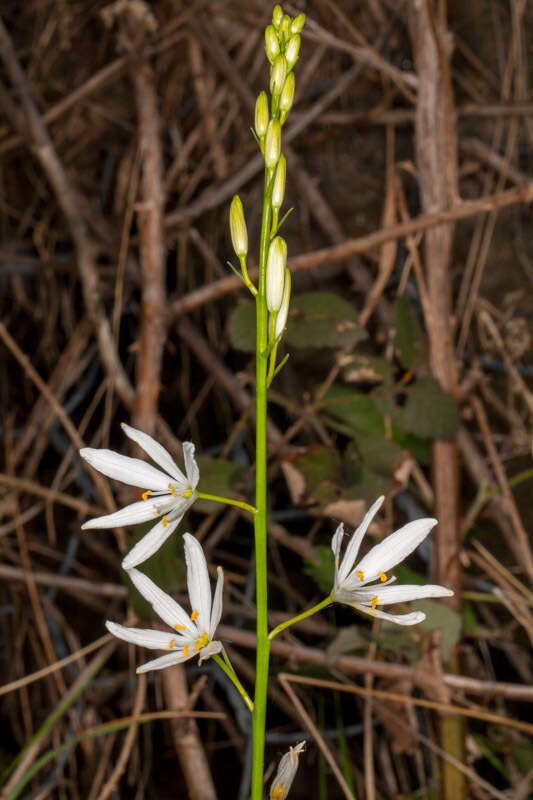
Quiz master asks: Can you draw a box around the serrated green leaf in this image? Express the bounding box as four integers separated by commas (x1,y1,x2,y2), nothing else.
303,545,335,593
286,292,367,349
391,424,431,464
401,377,460,440
196,456,246,512
321,384,385,437
342,456,395,505
290,446,341,508
229,301,256,352
352,432,405,477
394,296,428,370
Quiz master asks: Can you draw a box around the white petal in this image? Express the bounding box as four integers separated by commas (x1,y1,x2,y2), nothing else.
82,500,159,529
136,650,191,673
353,605,426,626
127,568,197,635
354,583,454,605
184,533,212,634
337,496,385,584
105,620,176,649
209,567,224,639
183,442,199,489
331,523,344,584
121,423,186,484
198,640,222,664
121,516,181,570
270,741,306,799
80,448,170,491
353,517,438,584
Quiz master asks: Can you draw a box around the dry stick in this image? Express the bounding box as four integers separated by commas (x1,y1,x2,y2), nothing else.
217,625,533,701
168,183,533,320
0,20,134,410
0,473,104,517
470,396,533,581
278,675,356,800
0,564,128,599
413,6,464,797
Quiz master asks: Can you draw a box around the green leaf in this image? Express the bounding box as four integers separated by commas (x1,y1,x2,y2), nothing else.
352,432,405,477
340,353,395,384
229,301,256,352
321,384,385,437
342,461,395,506
512,736,533,775
462,601,478,636
126,525,186,617
401,377,460,440
326,626,367,662
417,599,461,659
196,456,246,512
286,292,367,349
290,446,340,508
391,424,431,465
303,545,335,593
394,296,428,370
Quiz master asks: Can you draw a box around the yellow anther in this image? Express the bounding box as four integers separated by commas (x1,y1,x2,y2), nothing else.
174,624,186,631
141,490,151,501
168,639,175,650
378,572,388,582
183,646,189,657
183,488,193,499
371,596,378,610
190,610,199,621
271,788,284,800
162,515,168,527
356,570,365,581
194,639,202,653
168,483,177,498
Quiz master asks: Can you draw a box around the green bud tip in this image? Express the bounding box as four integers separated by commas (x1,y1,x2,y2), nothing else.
272,153,286,211
264,24,280,64
279,72,295,114
272,5,283,29
285,34,301,71
266,236,287,313
280,14,291,41
270,54,288,96
264,119,281,168
255,91,269,138
291,13,306,34
229,195,248,257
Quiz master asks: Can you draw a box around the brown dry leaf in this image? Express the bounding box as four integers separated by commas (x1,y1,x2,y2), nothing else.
323,497,366,527
280,460,307,506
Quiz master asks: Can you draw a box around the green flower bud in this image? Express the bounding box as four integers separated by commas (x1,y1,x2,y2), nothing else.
270,54,287,96
264,119,281,168
229,195,248,257
266,236,287,312
280,14,291,42
272,153,286,211
291,13,306,34
264,25,280,64
272,4,283,29
285,34,301,71
279,72,295,119
275,267,291,338
255,91,269,138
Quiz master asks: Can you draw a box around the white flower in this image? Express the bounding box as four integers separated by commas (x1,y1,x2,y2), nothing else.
270,741,306,800
106,533,223,673
80,423,199,569
331,496,453,625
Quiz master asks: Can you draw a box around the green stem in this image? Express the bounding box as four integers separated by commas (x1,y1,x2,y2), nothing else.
268,595,332,640
251,160,274,800
212,653,254,712
196,491,257,515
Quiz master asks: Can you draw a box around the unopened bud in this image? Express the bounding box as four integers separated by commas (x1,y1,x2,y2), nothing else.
272,153,286,210
229,195,248,257
269,741,306,800
270,54,287,96
280,14,291,42
272,4,283,29
265,119,281,168
266,236,287,312
265,25,280,64
291,13,306,34
275,267,291,338
255,91,269,138
279,72,295,121
285,34,301,71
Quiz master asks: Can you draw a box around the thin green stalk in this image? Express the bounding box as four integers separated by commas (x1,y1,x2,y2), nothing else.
213,653,254,712
196,491,257,515
251,165,274,800
268,595,332,640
